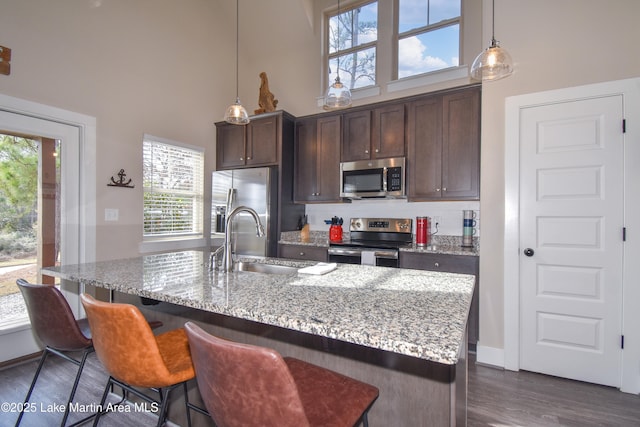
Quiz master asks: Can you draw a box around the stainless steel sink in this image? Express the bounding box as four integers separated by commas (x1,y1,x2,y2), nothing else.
235,262,299,275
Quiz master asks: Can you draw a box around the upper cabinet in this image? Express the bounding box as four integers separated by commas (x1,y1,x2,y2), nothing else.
342,103,405,162
407,86,480,201
216,112,282,170
294,115,341,203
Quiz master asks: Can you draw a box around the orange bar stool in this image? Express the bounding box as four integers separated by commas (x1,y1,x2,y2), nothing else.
184,321,379,427
80,294,207,427
15,279,95,427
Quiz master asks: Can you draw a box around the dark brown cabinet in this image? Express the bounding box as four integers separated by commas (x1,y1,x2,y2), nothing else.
216,113,279,170
341,104,405,162
279,244,327,262
399,252,479,348
407,86,480,201
294,115,341,203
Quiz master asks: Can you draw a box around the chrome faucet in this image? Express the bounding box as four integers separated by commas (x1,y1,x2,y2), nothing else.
222,206,265,272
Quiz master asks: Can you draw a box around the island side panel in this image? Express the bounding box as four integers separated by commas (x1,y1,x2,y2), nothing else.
119,294,463,427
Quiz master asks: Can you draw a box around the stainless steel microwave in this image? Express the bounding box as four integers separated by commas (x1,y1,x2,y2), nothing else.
340,157,405,199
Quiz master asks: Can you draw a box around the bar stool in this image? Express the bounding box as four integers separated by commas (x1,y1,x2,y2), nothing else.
184,321,379,427
80,294,207,427
15,279,95,427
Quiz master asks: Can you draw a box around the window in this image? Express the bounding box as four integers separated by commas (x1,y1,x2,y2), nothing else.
326,1,378,91
397,0,461,78
143,135,204,239
324,0,462,97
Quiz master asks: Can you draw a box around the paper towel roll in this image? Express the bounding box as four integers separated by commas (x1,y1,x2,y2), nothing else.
361,250,376,266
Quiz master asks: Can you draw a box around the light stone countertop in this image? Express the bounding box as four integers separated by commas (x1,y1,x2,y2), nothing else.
279,230,479,256
43,250,475,365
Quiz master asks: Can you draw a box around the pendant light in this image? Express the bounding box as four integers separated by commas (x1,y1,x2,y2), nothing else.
224,0,250,125
323,0,352,110
470,0,513,81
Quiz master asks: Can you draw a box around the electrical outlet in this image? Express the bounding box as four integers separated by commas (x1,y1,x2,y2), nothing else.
104,208,119,222
432,216,441,226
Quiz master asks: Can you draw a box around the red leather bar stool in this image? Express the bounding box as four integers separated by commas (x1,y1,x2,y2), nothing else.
80,294,207,427
184,321,379,427
15,279,95,427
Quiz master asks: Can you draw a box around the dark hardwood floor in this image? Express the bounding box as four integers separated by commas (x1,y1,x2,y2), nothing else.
1,350,639,426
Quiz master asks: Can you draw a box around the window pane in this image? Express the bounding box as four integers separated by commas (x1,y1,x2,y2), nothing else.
329,1,377,54
399,0,460,33
143,138,204,238
398,24,459,78
329,47,376,90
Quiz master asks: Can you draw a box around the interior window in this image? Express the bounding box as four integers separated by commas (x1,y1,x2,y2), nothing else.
397,0,461,78
326,1,378,91
142,135,204,239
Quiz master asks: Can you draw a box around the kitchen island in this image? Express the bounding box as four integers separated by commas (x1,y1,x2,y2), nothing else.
43,250,475,426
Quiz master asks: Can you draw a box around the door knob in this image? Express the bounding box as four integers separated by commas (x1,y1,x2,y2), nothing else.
524,248,534,257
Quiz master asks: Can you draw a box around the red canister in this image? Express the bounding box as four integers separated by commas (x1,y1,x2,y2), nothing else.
416,216,429,246
329,224,343,242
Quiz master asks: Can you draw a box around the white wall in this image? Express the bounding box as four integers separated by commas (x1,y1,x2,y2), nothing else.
0,0,231,260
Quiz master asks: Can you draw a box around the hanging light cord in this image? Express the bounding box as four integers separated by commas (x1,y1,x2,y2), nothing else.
235,0,239,100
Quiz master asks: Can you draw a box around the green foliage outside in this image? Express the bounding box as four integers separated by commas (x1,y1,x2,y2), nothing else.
0,134,38,260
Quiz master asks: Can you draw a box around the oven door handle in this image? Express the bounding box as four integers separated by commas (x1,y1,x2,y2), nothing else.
373,250,399,259
327,247,363,257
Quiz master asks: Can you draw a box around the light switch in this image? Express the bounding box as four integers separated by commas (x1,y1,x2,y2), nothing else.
105,208,119,221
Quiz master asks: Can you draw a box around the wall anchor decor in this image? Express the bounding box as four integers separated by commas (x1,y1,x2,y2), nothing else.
108,169,134,188
254,72,278,114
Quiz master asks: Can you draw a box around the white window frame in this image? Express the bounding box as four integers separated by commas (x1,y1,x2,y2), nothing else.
140,134,205,253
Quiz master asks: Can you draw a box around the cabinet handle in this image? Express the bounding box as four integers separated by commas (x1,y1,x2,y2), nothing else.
365,149,369,154
375,149,379,153
240,157,244,161
434,262,440,267
436,188,441,192
442,187,447,191
299,252,305,256
247,156,251,160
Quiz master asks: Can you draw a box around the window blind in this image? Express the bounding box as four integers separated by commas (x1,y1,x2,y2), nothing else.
143,137,204,238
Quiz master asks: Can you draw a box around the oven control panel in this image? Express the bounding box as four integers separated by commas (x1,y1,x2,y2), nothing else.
349,217,412,233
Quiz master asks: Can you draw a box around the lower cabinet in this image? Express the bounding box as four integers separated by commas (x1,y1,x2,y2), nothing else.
279,244,328,262
399,252,479,348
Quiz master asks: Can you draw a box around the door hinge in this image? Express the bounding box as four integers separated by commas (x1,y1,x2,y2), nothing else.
621,335,625,349
623,119,626,133
623,227,626,241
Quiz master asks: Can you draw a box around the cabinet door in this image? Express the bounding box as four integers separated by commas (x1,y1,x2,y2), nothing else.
407,95,443,200
247,115,278,166
279,244,327,261
442,88,480,199
372,103,405,159
216,124,246,169
294,118,318,202
342,110,371,162
316,115,342,202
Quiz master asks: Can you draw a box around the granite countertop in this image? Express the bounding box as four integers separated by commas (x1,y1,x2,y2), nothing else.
43,250,475,365
279,230,479,256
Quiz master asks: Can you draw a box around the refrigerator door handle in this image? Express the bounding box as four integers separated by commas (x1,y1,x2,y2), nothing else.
225,188,236,215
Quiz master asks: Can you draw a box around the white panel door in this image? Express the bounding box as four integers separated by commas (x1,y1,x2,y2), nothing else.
519,95,624,387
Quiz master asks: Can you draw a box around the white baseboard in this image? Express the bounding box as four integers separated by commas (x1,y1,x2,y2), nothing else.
476,344,506,368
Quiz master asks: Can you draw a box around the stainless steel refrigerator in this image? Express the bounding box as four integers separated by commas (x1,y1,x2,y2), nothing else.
211,167,279,257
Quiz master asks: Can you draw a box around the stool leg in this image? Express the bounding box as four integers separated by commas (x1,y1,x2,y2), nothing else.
60,348,91,427
183,382,192,427
93,377,113,427
15,348,50,427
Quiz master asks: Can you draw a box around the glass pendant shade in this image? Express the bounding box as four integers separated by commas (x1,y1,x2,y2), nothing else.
470,38,513,81
323,76,352,110
224,97,250,125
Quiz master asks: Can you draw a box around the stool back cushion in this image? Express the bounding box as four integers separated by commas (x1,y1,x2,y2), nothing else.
80,293,174,388
185,322,311,427
17,279,92,351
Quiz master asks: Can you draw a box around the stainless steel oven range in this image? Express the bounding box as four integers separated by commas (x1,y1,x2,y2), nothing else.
327,218,413,268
